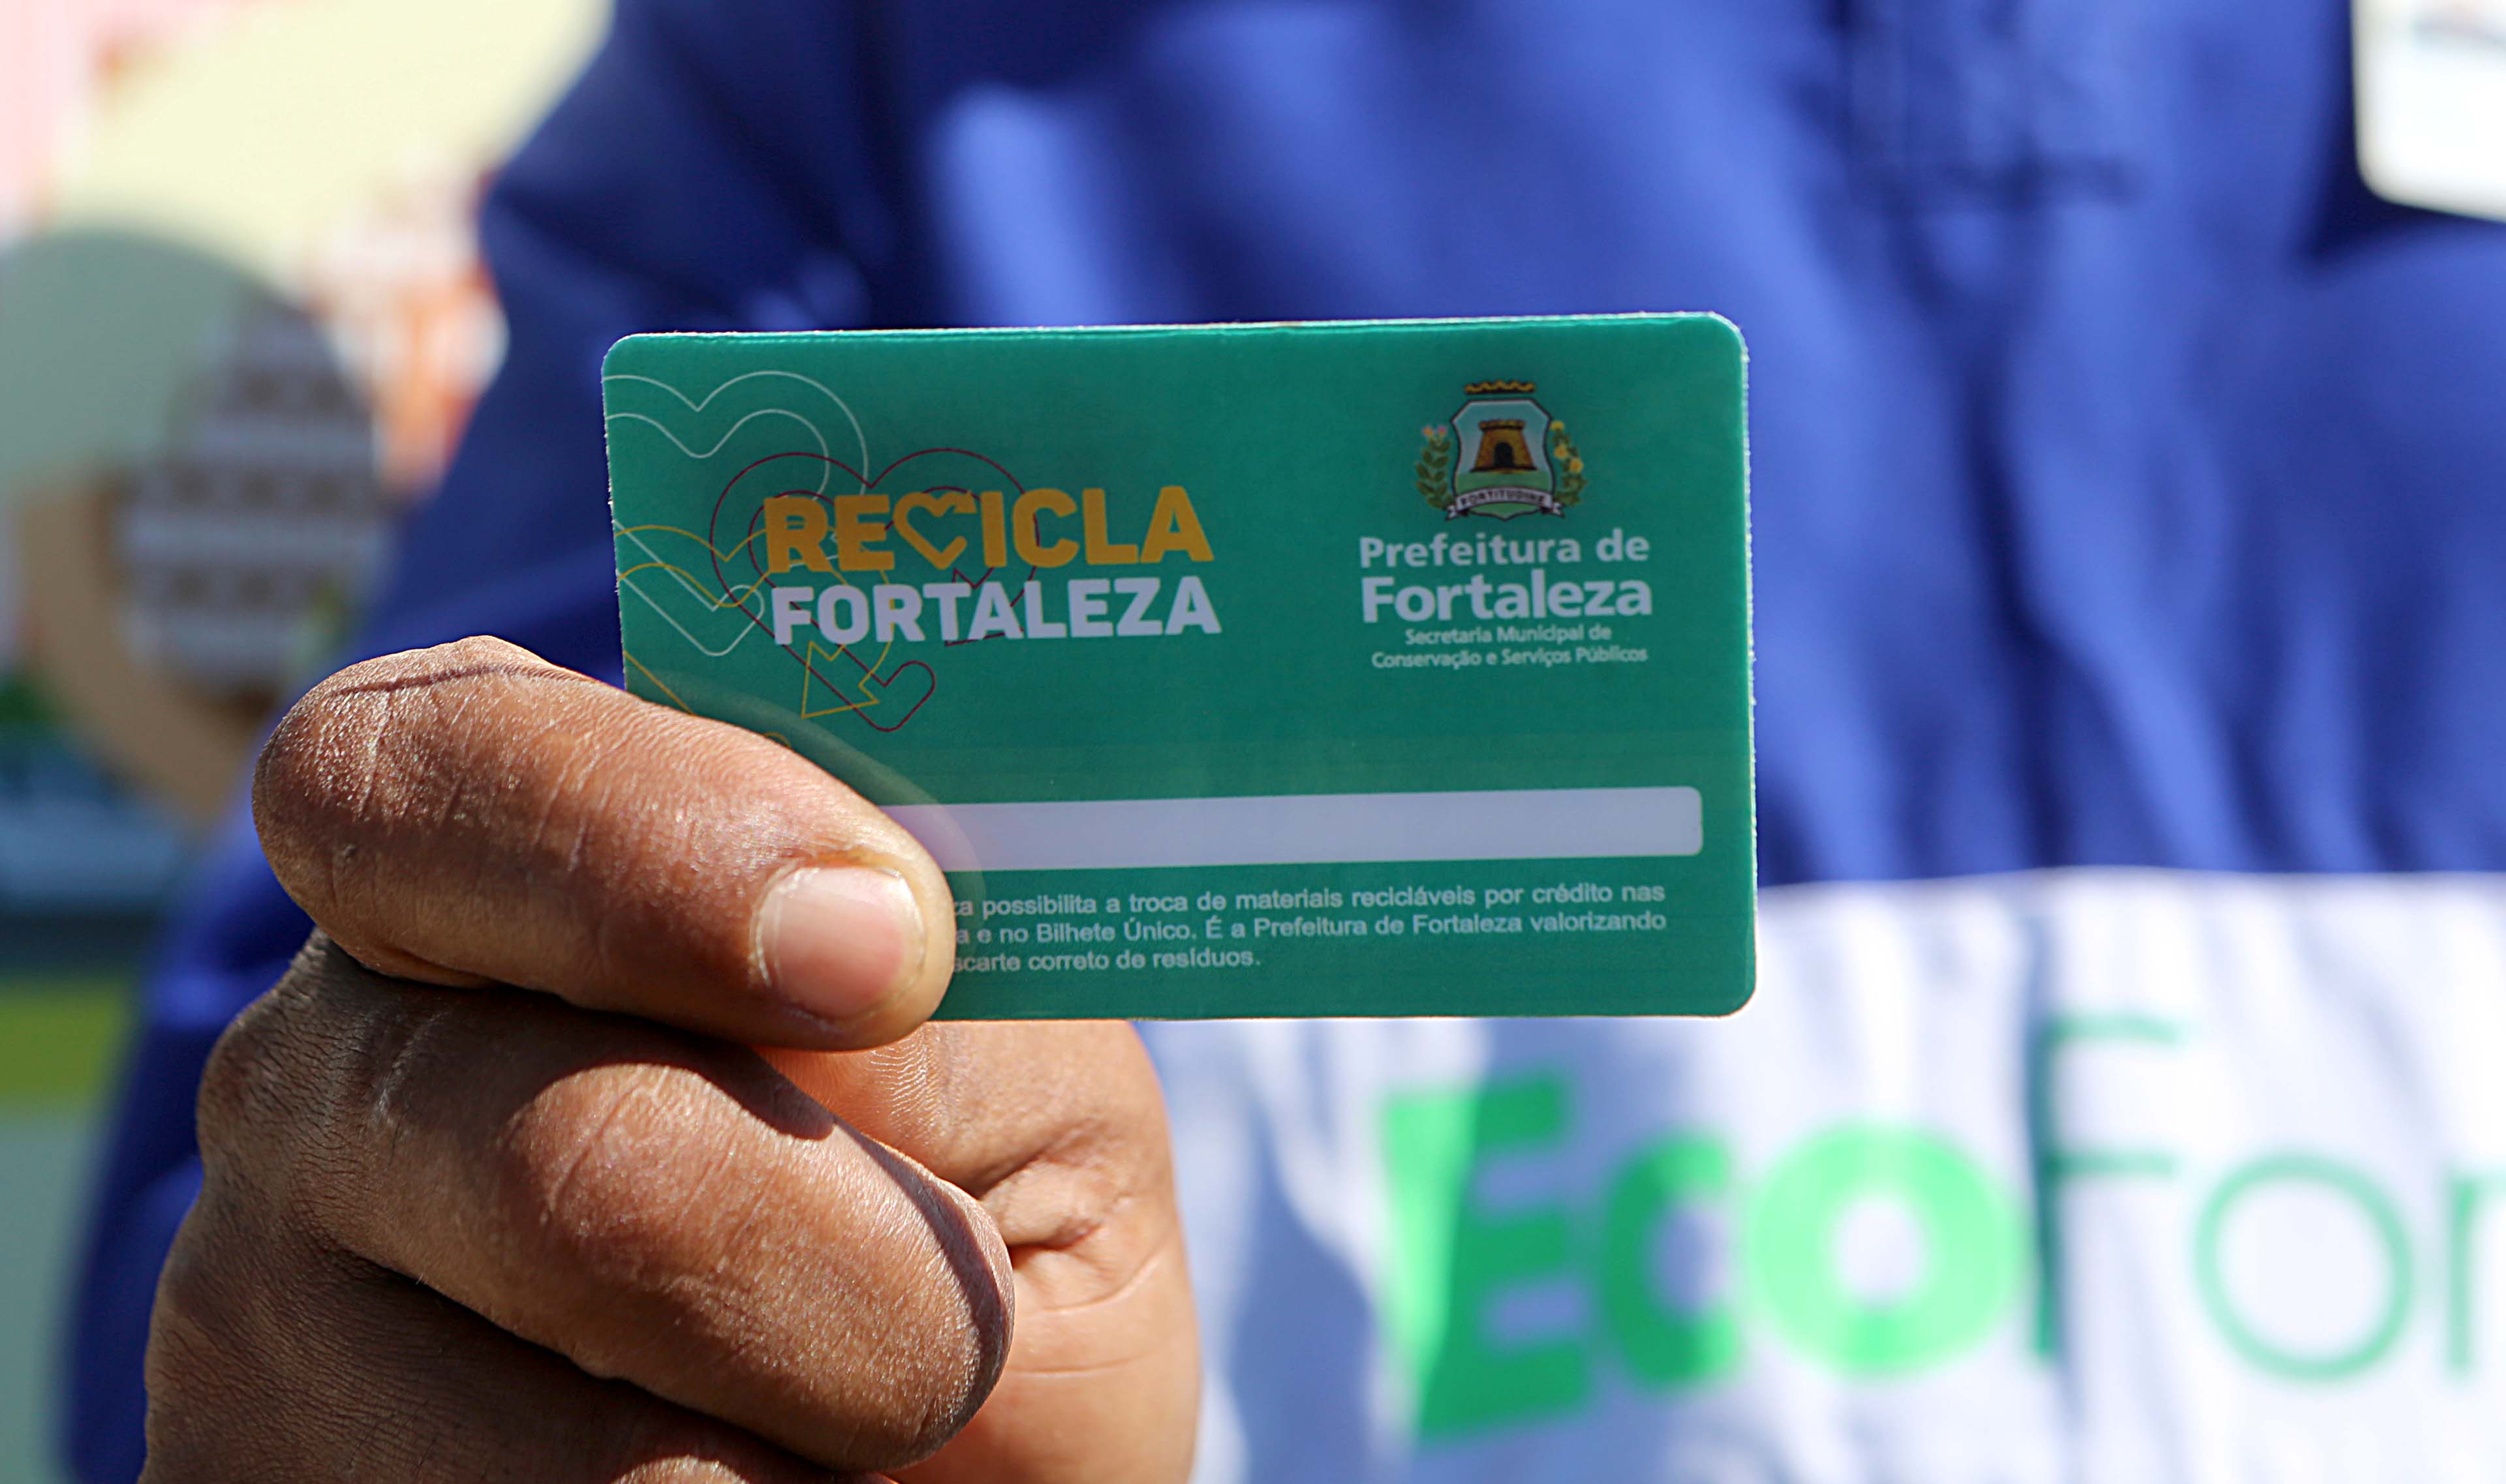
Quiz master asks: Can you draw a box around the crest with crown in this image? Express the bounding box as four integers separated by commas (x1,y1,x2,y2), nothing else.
1415,379,1586,519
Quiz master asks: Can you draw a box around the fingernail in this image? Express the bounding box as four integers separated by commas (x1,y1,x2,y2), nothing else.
759,865,925,1023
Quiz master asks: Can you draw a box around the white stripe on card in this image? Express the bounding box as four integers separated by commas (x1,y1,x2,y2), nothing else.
886,786,1703,873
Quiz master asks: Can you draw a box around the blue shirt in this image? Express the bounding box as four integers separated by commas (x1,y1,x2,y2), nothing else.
65,3,2506,1480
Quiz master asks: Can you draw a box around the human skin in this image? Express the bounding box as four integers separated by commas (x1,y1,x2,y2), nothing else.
140,636,1199,1483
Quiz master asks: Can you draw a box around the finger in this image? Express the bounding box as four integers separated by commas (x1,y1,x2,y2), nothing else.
766,1025,1201,1484
147,1199,884,1484
896,1198,1197,1484
254,635,955,1049
198,940,1012,1475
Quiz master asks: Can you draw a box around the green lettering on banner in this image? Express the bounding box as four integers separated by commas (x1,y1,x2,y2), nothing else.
1599,1135,1741,1387
2198,1154,2411,1382
2026,1013,2184,1357
2448,1171,2506,1374
1381,1075,1588,1437
1744,1125,2025,1376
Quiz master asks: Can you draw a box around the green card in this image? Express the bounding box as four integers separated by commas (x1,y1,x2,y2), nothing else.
606,314,1754,1019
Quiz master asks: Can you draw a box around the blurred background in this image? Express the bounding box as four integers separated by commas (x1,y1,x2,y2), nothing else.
0,2,606,1475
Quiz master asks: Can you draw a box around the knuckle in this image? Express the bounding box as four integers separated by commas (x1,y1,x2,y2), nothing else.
193,982,310,1173
251,674,392,921
491,1063,1004,1466
251,637,561,916
194,934,379,1169
254,650,403,831
497,1062,737,1300
191,1008,268,1166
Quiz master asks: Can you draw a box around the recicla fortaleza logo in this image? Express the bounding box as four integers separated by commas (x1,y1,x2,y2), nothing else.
760,485,1219,647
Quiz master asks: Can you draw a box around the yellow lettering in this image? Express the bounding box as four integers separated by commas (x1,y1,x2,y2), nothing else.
833,493,894,572
1081,487,1140,564
1140,484,1214,563
980,491,1009,568
894,489,973,570
1013,488,1080,567
762,495,833,574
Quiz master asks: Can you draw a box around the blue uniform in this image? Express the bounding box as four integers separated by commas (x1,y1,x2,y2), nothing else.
65,3,2506,1480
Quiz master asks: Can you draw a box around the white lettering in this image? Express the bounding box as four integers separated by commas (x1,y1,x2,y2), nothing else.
1023,580,1068,639
967,581,1023,640
921,582,972,642
1166,574,1222,634
1115,576,1164,636
771,586,812,647
1067,578,1113,638
873,584,925,642
817,584,870,643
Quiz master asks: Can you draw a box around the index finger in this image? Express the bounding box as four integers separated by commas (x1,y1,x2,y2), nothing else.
253,636,957,1049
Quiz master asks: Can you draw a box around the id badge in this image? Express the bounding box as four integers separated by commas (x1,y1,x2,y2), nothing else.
605,315,1756,1021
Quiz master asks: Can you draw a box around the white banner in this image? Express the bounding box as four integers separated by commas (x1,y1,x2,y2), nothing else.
1143,869,2506,1483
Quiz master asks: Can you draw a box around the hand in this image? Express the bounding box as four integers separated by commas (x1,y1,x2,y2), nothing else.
142,637,1198,1483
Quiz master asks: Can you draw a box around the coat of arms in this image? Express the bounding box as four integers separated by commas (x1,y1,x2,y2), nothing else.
1416,380,1586,519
